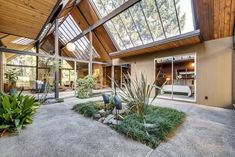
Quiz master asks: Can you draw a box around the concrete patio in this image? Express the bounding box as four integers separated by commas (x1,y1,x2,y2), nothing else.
0,97,234,157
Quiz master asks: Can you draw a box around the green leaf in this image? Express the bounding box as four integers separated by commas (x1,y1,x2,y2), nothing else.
3,113,12,121
2,95,11,111
0,125,10,129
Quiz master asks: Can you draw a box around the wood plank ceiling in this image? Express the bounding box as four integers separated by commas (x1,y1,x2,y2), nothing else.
0,0,59,39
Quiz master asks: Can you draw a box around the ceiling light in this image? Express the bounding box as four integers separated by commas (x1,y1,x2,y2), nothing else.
66,42,75,52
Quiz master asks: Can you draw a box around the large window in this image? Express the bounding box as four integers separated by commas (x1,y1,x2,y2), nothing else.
5,55,36,90
155,53,196,101
91,0,195,50
58,15,100,60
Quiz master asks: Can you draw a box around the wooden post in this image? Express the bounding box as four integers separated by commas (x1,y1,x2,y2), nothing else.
0,52,3,92
54,19,59,99
88,31,93,76
35,42,39,81
233,49,235,105
74,61,77,96
111,63,114,90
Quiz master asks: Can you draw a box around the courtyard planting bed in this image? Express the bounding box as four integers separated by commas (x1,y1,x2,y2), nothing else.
73,101,186,148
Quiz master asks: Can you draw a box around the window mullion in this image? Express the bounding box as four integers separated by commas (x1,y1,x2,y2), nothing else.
139,2,155,41
99,0,127,49
173,0,181,34
109,0,135,48
127,9,144,45
154,0,167,38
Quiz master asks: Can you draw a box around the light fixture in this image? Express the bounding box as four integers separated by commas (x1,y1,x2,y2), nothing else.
166,77,171,81
66,42,75,52
191,63,195,67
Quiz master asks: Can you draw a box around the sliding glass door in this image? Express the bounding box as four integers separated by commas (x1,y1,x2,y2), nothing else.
155,53,196,102
155,56,173,99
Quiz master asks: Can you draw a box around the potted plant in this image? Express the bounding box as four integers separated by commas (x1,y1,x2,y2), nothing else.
4,68,19,95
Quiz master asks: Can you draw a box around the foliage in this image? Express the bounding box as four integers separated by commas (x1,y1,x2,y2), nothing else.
118,73,161,117
92,0,186,49
0,93,40,134
77,76,96,98
56,98,64,103
93,101,115,111
115,105,186,148
37,58,56,104
73,103,98,117
4,68,19,84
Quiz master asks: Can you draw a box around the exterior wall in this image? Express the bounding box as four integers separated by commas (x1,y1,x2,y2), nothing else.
113,37,233,108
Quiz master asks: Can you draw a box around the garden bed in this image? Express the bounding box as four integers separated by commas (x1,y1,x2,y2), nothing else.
72,101,186,148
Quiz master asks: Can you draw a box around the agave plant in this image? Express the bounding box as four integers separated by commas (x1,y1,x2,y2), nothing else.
0,93,39,134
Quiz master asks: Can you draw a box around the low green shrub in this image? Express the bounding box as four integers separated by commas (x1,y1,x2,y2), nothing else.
73,103,98,117
115,105,186,148
94,101,115,111
77,76,96,98
0,94,40,134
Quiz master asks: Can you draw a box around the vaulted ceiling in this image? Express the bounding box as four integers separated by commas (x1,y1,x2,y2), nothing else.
0,0,234,61
0,0,59,39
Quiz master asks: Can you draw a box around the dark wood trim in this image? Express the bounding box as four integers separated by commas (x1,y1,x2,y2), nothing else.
0,34,9,40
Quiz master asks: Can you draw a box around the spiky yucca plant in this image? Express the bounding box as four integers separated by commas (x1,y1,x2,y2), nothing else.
118,72,161,117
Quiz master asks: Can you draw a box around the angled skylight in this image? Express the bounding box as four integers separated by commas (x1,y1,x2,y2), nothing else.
11,37,34,45
90,0,195,51
58,15,100,60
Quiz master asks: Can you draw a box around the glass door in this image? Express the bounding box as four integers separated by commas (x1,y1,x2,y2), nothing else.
155,53,196,102
155,56,173,99
172,54,196,101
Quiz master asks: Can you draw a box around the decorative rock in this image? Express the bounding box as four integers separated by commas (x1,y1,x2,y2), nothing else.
98,109,105,114
98,117,105,123
110,119,122,125
94,114,101,119
144,123,156,128
103,114,115,124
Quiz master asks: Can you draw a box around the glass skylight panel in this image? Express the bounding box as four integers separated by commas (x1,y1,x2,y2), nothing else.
11,37,34,45
129,3,154,44
140,0,165,40
176,0,194,33
157,0,180,38
105,21,126,50
119,8,143,46
90,0,195,51
58,15,99,60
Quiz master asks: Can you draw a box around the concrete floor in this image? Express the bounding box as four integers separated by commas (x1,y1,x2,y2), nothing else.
0,97,234,157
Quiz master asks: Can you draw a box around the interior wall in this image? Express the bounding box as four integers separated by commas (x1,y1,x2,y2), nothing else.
113,37,233,108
